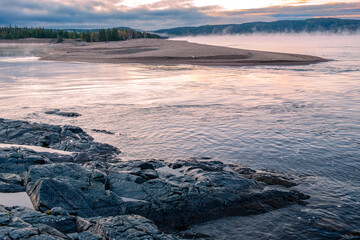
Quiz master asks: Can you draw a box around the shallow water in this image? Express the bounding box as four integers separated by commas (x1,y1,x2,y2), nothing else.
0,34,359,239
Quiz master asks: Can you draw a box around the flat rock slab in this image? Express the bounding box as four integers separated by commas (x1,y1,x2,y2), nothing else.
0,118,119,161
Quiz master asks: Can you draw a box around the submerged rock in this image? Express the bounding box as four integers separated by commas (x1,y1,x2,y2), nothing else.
45,109,81,118
91,129,115,135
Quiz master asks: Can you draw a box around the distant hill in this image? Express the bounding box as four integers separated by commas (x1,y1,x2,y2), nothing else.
155,18,360,36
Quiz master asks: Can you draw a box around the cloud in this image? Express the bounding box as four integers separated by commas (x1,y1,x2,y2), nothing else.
0,0,359,30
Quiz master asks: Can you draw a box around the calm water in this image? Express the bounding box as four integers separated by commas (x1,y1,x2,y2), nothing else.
0,35,359,239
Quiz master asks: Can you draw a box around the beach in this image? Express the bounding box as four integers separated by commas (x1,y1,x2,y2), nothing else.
39,38,326,66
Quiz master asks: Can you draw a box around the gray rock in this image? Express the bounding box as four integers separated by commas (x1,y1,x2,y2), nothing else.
0,118,119,161
11,206,76,234
50,207,69,216
0,205,176,240
230,165,297,187
25,163,126,218
107,159,309,229
91,129,115,135
77,215,177,240
45,109,81,118
0,147,75,192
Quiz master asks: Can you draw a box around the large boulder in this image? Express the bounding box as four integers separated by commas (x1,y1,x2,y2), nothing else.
0,147,75,192
107,159,309,229
25,163,126,218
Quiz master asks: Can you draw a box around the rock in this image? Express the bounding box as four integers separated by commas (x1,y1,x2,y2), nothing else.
230,165,297,187
45,109,81,118
25,163,127,218
91,129,115,135
0,119,310,234
0,147,76,192
0,118,119,161
11,206,76,234
0,205,176,240
50,207,69,216
107,159,309,229
76,215,177,240
0,173,23,185
0,181,25,192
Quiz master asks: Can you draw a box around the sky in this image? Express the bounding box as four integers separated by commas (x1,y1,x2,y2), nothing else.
0,0,359,30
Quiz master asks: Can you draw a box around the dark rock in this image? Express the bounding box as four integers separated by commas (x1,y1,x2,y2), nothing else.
50,207,69,216
25,163,126,218
0,119,119,161
91,129,115,135
231,165,297,187
45,109,81,118
11,206,76,234
76,215,177,240
179,232,211,239
0,147,76,192
0,119,310,234
107,159,309,230
0,205,176,240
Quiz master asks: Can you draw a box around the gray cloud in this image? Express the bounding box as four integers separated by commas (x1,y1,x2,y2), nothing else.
0,0,359,30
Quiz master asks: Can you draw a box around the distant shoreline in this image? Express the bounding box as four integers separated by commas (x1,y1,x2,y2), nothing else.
1,38,327,67
0,38,54,44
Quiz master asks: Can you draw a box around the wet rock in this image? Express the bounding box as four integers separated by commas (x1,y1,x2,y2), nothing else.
0,205,176,240
230,165,297,187
50,207,69,216
0,147,76,192
91,129,115,135
0,206,68,240
25,163,126,218
11,206,76,234
0,118,119,161
76,215,177,240
0,119,310,234
45,109,81,118
179,232,211,239
107,159,309,229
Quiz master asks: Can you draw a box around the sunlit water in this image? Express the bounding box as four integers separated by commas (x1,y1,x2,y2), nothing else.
0,35,359,239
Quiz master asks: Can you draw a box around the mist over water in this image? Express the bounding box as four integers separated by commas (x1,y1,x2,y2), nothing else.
0,34,359,239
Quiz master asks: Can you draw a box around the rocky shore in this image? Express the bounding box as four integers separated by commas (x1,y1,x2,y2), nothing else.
0,118,309,239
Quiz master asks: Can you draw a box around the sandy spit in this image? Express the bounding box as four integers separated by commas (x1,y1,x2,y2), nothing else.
38,38,326,67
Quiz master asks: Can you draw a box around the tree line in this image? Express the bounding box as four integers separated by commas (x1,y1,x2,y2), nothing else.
0,26,161,42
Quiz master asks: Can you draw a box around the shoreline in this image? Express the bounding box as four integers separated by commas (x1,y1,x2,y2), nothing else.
37,38,326,67
0,118,309,239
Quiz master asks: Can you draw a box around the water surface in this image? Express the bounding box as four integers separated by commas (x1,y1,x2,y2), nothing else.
0,34,359,239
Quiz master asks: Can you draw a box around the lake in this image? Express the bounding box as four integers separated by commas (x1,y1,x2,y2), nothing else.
0,34,359,239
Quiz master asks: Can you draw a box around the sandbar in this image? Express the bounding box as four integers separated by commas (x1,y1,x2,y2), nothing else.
29,38,325,66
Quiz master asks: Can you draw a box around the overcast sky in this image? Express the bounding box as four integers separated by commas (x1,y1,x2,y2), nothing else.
0,0,359,30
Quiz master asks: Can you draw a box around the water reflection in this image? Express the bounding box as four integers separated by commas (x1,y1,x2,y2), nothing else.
0,35,359,239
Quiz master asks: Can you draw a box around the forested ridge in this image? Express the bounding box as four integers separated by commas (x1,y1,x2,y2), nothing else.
0,26,161,42
155,18,360,36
